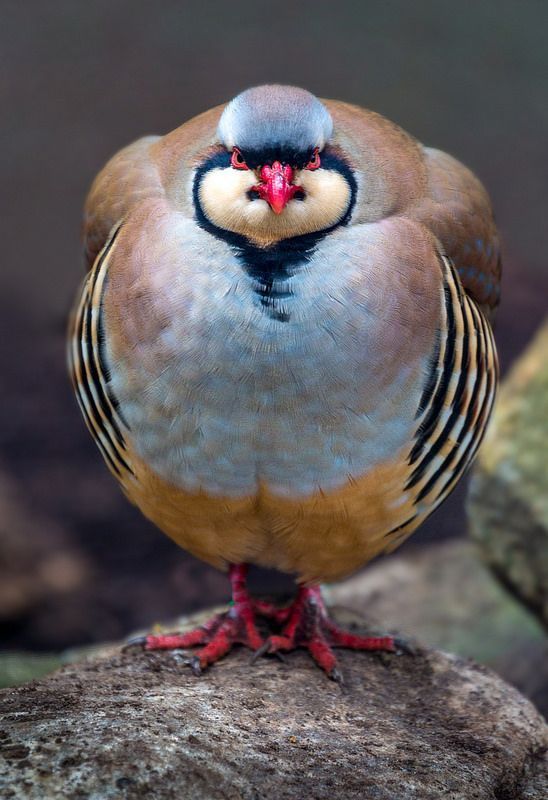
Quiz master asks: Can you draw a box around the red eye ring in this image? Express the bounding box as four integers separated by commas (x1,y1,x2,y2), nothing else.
305,147,321,171
230,147,249,170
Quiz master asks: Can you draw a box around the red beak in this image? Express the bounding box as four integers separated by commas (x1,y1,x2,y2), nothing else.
253,161,300,214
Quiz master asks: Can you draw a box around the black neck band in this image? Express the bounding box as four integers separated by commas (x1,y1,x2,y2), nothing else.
192,148,357,320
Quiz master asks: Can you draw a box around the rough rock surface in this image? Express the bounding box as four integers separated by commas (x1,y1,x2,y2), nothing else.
1,610,547,799
468,320,548,627
328,539,548,715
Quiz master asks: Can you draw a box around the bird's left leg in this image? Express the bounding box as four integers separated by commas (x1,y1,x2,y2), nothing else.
139,563,265,674
256,585,397,681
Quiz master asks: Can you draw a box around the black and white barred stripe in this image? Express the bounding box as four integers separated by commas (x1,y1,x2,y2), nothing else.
69,222,134,481
387,253,498,544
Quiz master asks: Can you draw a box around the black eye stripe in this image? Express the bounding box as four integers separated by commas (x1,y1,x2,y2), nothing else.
198,149,232,171
198,145,355,178
234,146,314,169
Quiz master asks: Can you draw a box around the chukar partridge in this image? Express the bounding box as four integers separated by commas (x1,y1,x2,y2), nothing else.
69,85,500,680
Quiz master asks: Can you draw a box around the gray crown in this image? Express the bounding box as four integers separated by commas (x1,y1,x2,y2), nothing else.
217,85,333,153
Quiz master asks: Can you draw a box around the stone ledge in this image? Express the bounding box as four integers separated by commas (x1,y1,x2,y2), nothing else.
1,608,547,799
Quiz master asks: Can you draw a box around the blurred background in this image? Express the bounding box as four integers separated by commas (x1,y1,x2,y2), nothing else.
1,2,546,706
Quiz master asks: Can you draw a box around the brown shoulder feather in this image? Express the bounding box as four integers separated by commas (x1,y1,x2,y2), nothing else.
82,136,162,270
413,147,502,316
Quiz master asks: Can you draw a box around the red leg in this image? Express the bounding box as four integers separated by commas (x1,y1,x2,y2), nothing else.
258,585,397,680
129,568,404,679
141,564,264,673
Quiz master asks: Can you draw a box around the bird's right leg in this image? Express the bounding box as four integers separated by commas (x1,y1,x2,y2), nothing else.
140,563,265,674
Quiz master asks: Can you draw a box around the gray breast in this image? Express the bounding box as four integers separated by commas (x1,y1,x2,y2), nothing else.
108,223,439,498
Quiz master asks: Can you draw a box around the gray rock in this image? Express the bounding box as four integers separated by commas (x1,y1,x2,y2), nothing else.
328,539,548,715
468,319,548,627
1,610,546,799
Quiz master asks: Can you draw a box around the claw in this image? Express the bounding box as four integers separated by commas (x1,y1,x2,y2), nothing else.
121,635,147,652
187,656,203,676
393,636,417,656
250,640,287,665
273,650,288,664
329,667,345,685
250,639,272,664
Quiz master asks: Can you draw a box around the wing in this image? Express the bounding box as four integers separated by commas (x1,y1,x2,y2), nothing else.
414,147,502,318
73,107,225,481
82,135,162,269
68,221,136,484
72,135,163,484
327,104,501,317
383,250,499,553
82,104,226,270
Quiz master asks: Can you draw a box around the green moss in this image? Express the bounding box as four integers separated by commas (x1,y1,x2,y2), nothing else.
0,652,63,688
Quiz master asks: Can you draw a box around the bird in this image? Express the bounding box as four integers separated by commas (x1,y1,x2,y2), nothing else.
69,84,501,681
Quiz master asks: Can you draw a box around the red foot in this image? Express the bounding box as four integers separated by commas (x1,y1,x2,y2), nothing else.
130,564,403,680
257,586,396,681
142,564,264,674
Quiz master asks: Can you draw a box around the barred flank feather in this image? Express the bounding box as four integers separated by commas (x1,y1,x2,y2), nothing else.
386,253,498,547
68,222,135,481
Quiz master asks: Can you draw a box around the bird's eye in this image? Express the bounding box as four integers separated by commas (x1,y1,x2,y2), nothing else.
305,148,321,171
231,147,249,170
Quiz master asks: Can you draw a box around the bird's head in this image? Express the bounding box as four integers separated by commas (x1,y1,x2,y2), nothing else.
193,85,356,247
